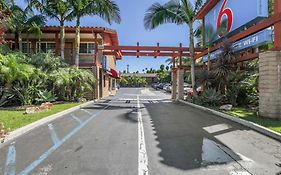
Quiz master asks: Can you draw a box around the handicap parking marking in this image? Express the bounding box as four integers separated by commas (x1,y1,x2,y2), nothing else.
80,109,93,116
18,106,108,175
47,124,61,146
71,114,83,125
4,141,16,175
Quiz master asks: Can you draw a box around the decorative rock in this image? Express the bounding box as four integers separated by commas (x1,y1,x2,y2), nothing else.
25,102,53,114
0,122,10,143
219,104,233,111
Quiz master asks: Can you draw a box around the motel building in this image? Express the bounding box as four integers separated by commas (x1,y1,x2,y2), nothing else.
4,26,121,100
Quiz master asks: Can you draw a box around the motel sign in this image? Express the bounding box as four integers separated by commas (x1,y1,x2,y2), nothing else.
204,0,269,43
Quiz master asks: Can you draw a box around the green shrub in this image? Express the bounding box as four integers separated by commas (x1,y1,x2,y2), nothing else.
35,90,57,103
193,88,223,106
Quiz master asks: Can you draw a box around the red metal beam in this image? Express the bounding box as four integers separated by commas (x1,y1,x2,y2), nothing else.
274,0,281,49
103,51,190,57
104,45,203,52
234,52,259,63
196,0,220,19
195,13,281,59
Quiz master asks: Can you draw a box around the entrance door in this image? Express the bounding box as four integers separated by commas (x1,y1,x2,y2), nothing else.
64,42,73,65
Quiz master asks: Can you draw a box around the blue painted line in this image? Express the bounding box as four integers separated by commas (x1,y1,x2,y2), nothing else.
48,124,60,146
4,142,16,175
19,107,108,175
81,109,92,116
71,114,82,124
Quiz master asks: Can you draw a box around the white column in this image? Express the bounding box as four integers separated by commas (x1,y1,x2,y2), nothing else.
171,69,177,100
259,51,281,119
177,68,184,100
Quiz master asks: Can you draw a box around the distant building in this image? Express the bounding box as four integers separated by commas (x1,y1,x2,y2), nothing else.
4,26,121,99
121,73,158,85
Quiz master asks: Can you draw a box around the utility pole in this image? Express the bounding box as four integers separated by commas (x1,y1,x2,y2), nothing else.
127,64,130,73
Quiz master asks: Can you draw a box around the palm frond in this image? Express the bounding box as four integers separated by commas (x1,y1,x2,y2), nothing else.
144,0,185,30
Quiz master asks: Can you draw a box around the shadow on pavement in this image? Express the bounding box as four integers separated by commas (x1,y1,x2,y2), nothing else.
143,101,248,171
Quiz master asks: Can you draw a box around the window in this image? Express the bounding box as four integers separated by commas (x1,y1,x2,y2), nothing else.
37,42,55,53
79,43,96,54
22,42,31,54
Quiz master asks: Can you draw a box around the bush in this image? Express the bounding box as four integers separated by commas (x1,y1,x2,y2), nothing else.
35,90,57,104
0,51,96,106
193,88,223,106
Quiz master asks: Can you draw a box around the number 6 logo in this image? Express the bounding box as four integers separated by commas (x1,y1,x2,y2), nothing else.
217,0,233,36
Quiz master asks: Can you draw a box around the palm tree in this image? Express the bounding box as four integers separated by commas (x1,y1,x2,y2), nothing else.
31,0,72,59
8,4,45,51
144,0,203,96
67,0,121,67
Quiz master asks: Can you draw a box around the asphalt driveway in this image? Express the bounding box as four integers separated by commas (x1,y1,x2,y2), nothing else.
0,88,280,175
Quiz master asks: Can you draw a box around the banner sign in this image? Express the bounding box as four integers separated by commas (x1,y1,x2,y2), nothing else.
102,55,109,72
204,0,268,43
202,29,273,62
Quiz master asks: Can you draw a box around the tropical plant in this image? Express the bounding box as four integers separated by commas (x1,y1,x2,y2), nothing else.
30,0,72,59
0,1,11,45
193,88,223,106
35,90,57,103
0,53,35,106
67,0,121,66
144,0,203,96
7,3,45,51
28,51,68,72
118,76,147,87
213,41,236,92
50,66,95,100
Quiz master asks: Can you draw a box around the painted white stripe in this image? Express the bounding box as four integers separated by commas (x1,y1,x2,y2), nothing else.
71,114,82,124
117,98,161,101
48,124,60,146
137,95,149,175
4,142,16,175
81,109,92,116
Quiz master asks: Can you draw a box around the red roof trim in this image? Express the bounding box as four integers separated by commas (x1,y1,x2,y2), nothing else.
196,0,220,19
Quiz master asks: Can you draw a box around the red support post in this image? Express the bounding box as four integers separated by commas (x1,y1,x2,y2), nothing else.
274,0,281,49
154,43,160,58
179,43,183,67
94,33,99,66
137,42,140,58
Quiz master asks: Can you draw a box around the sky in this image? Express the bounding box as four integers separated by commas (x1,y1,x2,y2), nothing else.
17,0,191,73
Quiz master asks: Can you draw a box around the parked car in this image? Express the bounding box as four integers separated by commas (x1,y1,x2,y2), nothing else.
184,86,203,96
163,83,171,92
152,83,159,89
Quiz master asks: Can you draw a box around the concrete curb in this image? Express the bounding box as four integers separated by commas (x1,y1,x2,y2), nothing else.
1,100,95,146
179,100,281,142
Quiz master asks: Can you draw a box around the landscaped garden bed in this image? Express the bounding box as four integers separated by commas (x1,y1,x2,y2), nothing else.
220,107,281,134
0,102,82,131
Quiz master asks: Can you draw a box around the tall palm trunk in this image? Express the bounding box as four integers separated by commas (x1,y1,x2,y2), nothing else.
14,32,19,50
74,17,80,67
18,31,23,52
189,25,197,96
60,21,65,60
207,47,211,71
